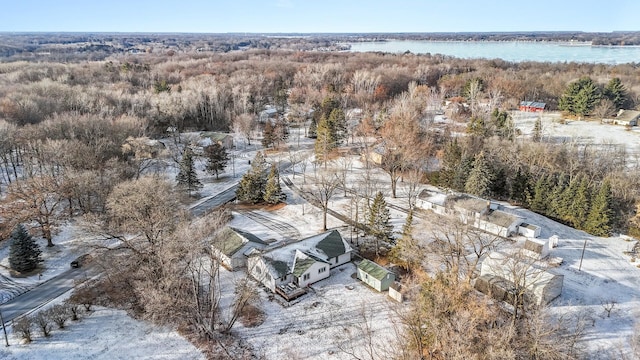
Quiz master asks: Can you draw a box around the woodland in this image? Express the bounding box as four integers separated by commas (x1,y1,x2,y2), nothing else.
2,33,640,358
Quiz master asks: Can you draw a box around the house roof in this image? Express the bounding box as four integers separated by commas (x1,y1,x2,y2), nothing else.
213,227,268,257
262,256,289,278
448,195,490,213
257,230,350,279
292,252,319,277
315,230,348,259
520,101,546,109
483,210,523,228
230,227,269,246
614,109,640,122
214,228,246,257
358,259,393,281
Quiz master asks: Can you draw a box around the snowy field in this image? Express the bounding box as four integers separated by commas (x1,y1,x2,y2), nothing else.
513,110,640,158
0,307,205,360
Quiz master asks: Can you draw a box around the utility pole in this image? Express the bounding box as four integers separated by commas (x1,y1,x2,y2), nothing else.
578,239,588,271
0,307,9,346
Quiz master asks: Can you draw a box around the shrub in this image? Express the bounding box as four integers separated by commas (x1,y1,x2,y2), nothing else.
13,316,33,343
48,304,70,329
34,311,52,337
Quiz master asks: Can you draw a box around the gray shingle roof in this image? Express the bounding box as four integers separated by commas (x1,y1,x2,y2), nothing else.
316,230,347,259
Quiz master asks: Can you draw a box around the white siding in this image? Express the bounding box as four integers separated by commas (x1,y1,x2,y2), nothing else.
297,262,330,287
248,257,276,291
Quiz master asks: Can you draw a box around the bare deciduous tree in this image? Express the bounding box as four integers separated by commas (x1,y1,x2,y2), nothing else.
304,171,341,231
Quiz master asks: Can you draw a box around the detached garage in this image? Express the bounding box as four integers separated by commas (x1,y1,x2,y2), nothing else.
357,259,396,292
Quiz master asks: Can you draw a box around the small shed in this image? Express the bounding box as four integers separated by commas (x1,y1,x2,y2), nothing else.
357,259,396,292
388,282,403,302
519,101,546,113
518,223,541,238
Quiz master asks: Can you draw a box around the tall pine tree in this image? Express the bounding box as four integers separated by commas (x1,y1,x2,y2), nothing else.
465,151,494,198
585,180,614,236
603,77,628,110
9,224,42,273
528,174,551,214
236,152,269,204
176,146,202,196
264,164,286,204
204,143,229,180
569,176,591,229
368,191,393,256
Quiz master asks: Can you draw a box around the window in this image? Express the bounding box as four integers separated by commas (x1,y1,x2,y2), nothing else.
318,267,326,274
303,273,310,281
365,273,369,280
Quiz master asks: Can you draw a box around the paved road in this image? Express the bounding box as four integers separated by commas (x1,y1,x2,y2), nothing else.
1,265,97,323
190,185,239,217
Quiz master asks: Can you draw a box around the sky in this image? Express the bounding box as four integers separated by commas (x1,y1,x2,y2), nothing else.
1,0,639,33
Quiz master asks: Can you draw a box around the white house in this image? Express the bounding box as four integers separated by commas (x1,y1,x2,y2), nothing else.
479,251,563,306
248,230,352,299
212,227,269,270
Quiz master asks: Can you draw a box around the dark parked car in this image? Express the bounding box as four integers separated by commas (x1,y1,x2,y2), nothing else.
70,254,92,268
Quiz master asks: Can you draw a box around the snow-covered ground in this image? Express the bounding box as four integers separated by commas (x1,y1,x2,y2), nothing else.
513,110,640,157
0,307,205,360
3,121,640,358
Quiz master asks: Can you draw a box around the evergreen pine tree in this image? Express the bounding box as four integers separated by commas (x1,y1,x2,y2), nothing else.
529,174,551,214
452,156,474,192
203,143,229,180
569,176,591,229
314,115,336,168
236,152,269,204
389,209,416,270
558,176,580,223
439,139,462,188
532,118,543,142
603,77,628,110
9,224,42,273
548,173,568,219
509,168,530,204
262,121,275,148
465,151,494,198
264,164,286,204
585,180,614,236
307,118,318,138
368,191,393,256
327,108,347,144
176,146,202,196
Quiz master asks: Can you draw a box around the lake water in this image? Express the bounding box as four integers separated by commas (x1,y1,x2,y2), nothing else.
348,40,640,64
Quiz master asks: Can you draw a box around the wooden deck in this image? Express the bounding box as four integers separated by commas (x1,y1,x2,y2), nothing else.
275,282,307,301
